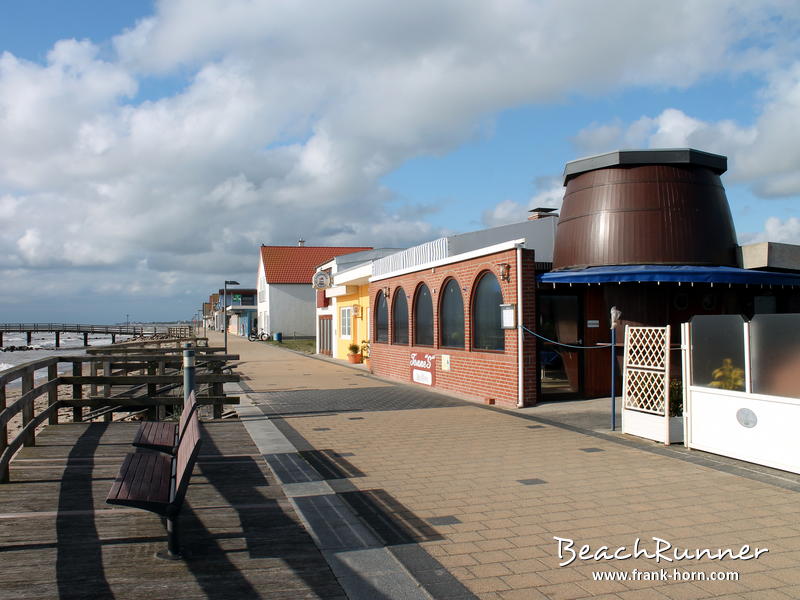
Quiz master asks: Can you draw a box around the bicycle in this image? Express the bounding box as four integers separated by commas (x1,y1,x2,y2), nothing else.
248,330,270,342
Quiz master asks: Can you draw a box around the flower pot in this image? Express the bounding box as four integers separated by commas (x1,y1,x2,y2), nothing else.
347,353,362,364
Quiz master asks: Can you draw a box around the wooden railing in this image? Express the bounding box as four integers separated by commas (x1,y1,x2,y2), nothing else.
92,337,211,351
0,347,240,483
0,323,146,335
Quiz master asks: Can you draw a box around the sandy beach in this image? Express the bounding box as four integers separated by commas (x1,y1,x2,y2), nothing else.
3,384,86,442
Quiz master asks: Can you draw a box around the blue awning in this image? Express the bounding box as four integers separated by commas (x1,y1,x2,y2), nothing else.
538,265,800,286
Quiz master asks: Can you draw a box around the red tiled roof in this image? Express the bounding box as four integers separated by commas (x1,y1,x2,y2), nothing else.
260,246,372,284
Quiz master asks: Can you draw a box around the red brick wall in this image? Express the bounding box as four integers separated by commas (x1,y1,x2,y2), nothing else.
369,248,538,408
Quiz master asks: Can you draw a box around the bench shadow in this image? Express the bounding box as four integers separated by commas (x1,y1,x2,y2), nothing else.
181,433,346,599
56,422,115,600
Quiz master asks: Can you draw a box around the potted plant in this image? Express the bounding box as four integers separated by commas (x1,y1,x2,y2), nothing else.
347,343,362,364
360,340,371,369
668,378,684,443
709,358,745,391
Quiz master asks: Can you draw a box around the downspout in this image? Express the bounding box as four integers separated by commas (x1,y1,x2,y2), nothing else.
516,244,524,408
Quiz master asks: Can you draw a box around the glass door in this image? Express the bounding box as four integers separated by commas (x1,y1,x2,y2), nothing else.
537,294,582,396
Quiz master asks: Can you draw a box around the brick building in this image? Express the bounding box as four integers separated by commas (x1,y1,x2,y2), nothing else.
368,219,556,408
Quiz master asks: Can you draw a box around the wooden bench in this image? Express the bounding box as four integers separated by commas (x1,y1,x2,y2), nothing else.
106,399,202,558
131,391,198,454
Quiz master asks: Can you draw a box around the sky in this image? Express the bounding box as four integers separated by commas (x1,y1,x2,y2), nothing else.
1,0,799,323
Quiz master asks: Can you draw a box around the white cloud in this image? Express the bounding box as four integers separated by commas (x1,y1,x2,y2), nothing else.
572,62,800,198
743,217,800,244
1,0,798,318
482,177,564,227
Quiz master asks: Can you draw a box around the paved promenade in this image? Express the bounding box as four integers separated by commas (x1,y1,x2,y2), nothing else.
219,332,800,600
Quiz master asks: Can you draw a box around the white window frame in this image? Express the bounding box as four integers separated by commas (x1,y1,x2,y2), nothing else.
340,306,352,339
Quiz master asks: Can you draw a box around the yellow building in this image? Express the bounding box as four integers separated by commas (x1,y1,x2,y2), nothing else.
314,249,402,361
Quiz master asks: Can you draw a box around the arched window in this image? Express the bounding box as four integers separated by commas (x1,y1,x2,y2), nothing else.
392,288,408,344
440,279,464,348
413,284,433,346
375,290,388,343
472,272,504,351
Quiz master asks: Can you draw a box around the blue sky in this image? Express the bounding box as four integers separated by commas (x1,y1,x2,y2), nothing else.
0,1,799,322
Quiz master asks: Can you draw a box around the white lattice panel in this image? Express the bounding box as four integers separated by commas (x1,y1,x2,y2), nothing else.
625,327,668,369
623,325,670,418
624,368,666,414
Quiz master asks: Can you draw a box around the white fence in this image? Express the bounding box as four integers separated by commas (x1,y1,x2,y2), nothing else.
622,325,683,445
683,314,800,474
371,237,449,279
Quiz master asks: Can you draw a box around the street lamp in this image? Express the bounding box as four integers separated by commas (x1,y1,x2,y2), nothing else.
610,306,622,431
224,280,239,355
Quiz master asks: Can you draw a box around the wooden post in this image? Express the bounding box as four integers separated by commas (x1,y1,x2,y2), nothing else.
157,359,166,420
211,362,224,419
22,369,34,447
213,381,223,419
55,331,60,348
111,333,116,344
48,363,59,425
103,359,111,398
89,360,98,397
83,332,89,346
26,331,32,345
72,361,83,422
103,358,112,422
0,383,7,482
147,361,157,420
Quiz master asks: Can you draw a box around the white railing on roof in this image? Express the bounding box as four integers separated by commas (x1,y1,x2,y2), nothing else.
372,237,449,278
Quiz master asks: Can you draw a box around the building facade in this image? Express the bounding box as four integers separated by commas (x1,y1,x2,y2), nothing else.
314,249,404,358
365,149,800,408
367,219,557,408
257,244,372,338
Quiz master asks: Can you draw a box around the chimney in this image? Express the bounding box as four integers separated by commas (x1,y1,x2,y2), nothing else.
528,207,558,220
298,238,305,247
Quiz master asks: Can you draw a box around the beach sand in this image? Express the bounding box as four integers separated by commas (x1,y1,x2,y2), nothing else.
3,385,87,441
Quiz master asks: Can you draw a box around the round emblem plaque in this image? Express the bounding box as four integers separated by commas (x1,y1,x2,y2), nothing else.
312,271,332,289
736,408,757,428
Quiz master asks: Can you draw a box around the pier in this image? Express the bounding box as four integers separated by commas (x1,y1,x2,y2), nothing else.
2,421,344,599
0,337,240,483
0,323,147,348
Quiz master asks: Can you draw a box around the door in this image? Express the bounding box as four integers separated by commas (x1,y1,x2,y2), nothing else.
319,315,332,356
537,294,583,396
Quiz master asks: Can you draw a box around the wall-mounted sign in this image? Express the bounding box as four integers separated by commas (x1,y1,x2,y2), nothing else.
587,319,600,328
312,271,332,289
410,352,436,386
441,354,451,372
500,304,516,329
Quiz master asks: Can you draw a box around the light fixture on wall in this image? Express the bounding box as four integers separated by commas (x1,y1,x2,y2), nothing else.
383,286,390,297
499,263,511,282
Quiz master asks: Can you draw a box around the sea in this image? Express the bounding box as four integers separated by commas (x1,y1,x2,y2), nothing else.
0,326,172,383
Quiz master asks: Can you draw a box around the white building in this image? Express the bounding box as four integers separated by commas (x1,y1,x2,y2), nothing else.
256,244,372,338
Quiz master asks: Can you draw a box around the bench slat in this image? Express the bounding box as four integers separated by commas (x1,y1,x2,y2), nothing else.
107,452,172,512
132,421,176,453
131,392,198,455
107,453,134,500
170,412,202,514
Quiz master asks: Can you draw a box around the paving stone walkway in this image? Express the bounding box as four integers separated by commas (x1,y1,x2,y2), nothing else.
220,332,800,600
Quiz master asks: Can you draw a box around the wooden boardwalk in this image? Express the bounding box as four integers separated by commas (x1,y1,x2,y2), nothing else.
0,420,347,600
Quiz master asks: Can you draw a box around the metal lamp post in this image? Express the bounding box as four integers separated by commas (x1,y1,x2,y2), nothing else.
223,280,239,355
610,306,622,431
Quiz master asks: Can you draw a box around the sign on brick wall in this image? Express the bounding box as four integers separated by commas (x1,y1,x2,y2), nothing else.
410,352,436,386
